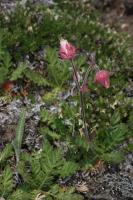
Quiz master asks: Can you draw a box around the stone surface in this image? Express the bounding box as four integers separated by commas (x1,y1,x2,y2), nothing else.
0,96,45,150
92,0,115,9
62,147,133,200
0,0,54,14
124,0,133,15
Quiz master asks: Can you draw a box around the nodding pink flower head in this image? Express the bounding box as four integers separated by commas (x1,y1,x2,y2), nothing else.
94,70,110,89
59,39,76,60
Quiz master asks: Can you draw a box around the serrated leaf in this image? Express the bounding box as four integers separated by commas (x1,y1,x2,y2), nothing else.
110,111,121,125
11,63,27,80
0,144,13,164
60,161,79,178
45,47,70,87
0,166,14,197
101,151,124,163
24,68,49,86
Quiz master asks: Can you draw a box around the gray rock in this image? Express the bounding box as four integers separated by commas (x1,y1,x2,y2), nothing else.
92,0,115,9
123,0,133,15
0,0,55,14
24,0,55,6
64,146,133,200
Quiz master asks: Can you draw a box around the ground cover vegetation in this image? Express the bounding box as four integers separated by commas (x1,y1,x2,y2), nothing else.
0,0,132,199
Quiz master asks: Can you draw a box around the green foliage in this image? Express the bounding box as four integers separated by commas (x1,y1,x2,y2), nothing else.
123,143,133,153
11,63,27,81
101,151,124,164
40,99,130,166
0,0,132,85
92,111,129,163
0,52,12,84
12,108,26,163
9,189,32,200
14,142,79,199
128,111,133,132
40,109,85,170
10,62,49,86
0,166,14,197
0,144,13,165
42,87,61,104
17,142,78,189
45,48,70,87
0,30,13,83
24,68,49,86
40,108,67,141
60,161,79,178
97,111,128,151
47,185,83,200
95,123,128,153
10,186,83,200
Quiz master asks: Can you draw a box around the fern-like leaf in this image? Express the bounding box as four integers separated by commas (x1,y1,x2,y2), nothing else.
0,144,13,164
45,47,70,87
0,166,14,197
24,68,49,86
11,63,27,81
60,161,79,178
101,151,124,163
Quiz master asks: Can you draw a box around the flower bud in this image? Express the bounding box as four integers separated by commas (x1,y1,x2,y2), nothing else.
59,39,76,60
94,70,110,89
80,84,88,93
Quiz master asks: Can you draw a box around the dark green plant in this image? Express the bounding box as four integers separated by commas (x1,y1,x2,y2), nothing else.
0,31,12,84
0,166,14,198
15,141,80,199
0,144,13,166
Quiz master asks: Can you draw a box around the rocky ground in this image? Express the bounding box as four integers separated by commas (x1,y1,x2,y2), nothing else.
93,0,133,43
72,150,133,200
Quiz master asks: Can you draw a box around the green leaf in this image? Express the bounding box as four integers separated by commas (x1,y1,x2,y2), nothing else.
60,161,79,178
24,68,49,86
2,52,12,69
45,47,70,87
0,144,13,164
0,166,14,197
11,63,27,80
42,87,61,104
9,189,32,200
12,108,26,163
0,67,9,84
110,111,121,125
40,127,61,140
101,151,124,163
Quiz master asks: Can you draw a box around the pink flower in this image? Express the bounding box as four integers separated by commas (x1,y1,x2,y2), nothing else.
94,70,110,89
59,39,76,60
80,84,88,93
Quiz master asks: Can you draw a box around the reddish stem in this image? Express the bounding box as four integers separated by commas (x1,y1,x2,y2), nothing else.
71,60,90,141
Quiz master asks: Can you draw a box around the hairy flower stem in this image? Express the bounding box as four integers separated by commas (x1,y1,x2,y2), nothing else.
71,60,90,142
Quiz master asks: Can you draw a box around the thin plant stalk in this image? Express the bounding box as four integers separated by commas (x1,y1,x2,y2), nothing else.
71,60,90,141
